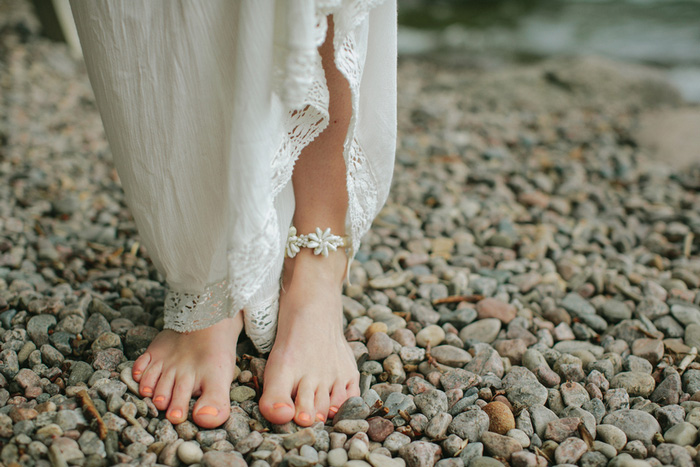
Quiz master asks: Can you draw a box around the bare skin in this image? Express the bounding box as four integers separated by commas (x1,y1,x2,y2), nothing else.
258,16,360,426
132,15,356,428
132,314,242,428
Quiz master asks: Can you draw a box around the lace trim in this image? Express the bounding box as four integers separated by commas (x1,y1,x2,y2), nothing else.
163,280,232,332
244,293,279,353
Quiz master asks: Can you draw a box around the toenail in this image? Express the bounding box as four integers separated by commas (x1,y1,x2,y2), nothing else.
316,412,326,422
142,387,153,395
298,412,311,422
170,409,183,419
196,406,218,416
329,406,339,415
133,370,142,376
273,403,293,410
153,396,165,403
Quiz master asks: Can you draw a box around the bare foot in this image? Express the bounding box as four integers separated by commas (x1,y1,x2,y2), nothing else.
259,249,360,426
131,313,243,428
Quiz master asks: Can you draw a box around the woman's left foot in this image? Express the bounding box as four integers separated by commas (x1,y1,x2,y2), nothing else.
259,249,359,426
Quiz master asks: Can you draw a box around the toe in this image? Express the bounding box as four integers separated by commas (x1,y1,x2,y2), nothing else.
132,352,151,382
192,378,232,429
139,360,163,398
259,371,296,425
328,381,348,419
314,388,331,423
346,374,361,398
166,373,195,424
152,369,175,411
293,379,317,427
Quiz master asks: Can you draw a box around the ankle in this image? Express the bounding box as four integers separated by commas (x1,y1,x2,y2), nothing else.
288,249,347,286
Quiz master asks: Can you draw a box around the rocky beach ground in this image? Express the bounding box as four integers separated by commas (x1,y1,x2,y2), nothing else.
2,2,700,466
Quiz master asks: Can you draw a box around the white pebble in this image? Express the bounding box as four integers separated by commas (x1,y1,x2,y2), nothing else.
327,448,348,467
177,441,203,465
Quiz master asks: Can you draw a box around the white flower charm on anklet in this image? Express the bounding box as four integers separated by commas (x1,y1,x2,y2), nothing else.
307,227,339,257
285,226,302,258
285,226,349,258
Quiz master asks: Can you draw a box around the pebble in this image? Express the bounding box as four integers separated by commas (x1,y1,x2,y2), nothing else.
459,319,501,343
555,437,588,464
610,372,656,397
482,401,515,435
415,325,445,347
177,440,204,464
602,410,661,444
448,407,489,442
475,298,517,323
398,441,441,467
480,431,522,460
663,421,698,446
596,424,627,451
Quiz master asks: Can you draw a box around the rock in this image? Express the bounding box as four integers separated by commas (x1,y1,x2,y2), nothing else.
430,345,472,367
482,401,515,435
49,437,84,463
448,407,489,442
27,315,56,347
663,421,697,446
476,298,516,324
555,437,588,465
466,347,504,378
333,396,370,424
560,381,590,407
601,300,632,322
650,369,682,405
507,428,531,449
367,332,394,360
562,293,596,316
602,409,661,444
177,441,204,464
328,448,348,467
425,412,452,439
654,443,694,467
502,367,548,410
631,339,664,366
459,319,501,343
416,325,445,348
610,372,656,397
414,389,448,419
334,419,370,435
544,417,581,442
596,424,627,451
480,431,522,460
283,428,317,449
230,385,256,403
398,441,441,467
367,416,394,442
201,451,246,467
439,368,480,391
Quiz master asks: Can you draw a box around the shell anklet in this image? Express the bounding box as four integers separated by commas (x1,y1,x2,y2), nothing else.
285,226,350,258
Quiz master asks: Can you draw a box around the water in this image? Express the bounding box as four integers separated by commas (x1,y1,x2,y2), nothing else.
398,0,700,101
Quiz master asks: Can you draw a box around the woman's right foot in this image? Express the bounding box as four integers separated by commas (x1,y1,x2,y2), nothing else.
132,313,243,428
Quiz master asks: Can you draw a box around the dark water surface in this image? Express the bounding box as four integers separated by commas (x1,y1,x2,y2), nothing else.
398,0,700,101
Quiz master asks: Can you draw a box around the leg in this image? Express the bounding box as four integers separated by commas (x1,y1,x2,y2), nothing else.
259,16,360,426
70,1,248,428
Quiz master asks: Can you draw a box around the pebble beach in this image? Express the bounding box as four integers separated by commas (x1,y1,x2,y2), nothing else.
2,2,700,466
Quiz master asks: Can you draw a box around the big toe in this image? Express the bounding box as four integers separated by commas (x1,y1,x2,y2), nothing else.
259,375,295,425
192,381,232,429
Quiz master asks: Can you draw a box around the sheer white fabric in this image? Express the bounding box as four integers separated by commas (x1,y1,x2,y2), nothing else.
70,0,396,352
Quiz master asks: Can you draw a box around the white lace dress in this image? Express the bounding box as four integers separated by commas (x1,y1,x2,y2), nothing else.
69,0,397,352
